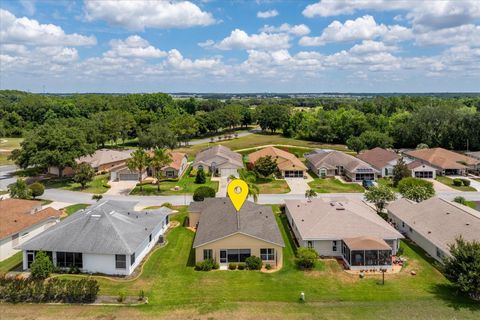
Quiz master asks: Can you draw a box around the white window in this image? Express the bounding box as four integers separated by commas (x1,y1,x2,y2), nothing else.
203,249,213,260
115,255,126,269
260,248,275,261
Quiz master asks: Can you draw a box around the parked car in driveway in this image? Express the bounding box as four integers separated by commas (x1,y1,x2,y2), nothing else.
362,180,376,189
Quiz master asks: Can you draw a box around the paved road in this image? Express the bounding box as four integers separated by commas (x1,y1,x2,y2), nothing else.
0,165,17,190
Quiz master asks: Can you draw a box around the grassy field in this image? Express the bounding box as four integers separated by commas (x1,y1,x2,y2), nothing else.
256,177,290,194
2,206,478,319
44,174,110,194
0,252,22,273
176,133,349,157
308,172,365,193
130,172,218,196
435,176,477,191
63,203,90,216
0,137,23,165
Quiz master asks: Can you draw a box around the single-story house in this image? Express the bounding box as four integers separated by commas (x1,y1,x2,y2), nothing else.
48,149,133,177
189,198,284,269
407,161,437,179
285,198,403,270
110,164,148,181
357,147,399,178
159,152,188,178
404,147,480,176
191,145,243,177
18,200,171,275
465,151,480,161
305,150,378,182
247,146,307,178
387,197,480,262
0,199,61,261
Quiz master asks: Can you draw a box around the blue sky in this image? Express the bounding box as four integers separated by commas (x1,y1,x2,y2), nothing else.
1,0,479,93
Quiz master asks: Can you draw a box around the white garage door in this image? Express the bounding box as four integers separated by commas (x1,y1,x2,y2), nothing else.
220,168,239,177
119,173,139,181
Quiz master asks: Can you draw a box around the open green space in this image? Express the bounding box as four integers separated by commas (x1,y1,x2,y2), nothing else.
256,177,290,194
63,204,90,216
4,206,476,319
0,252,22,273
43,174,110,194
130,171,218,196
308,171,364,193
0,137,23,151
435,176,477,191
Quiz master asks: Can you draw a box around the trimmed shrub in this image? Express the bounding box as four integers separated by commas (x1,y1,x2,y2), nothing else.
195,167,206,184
237,264,245,270
193,186,216,201
117,290,126,303
265,264,272,270
461,179,471,187
28,182,45,199
92,194,103,201
189,168,197,177
162,202,173,209
30,251,53,280
228,263,237,270
453,178,463,187
295,247,318,270
194,259,215,271
245,256,262,270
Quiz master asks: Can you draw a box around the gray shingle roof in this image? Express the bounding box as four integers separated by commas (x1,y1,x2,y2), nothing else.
191,198,284,248
305,150,377,173
19,200,172,255
387,197,480,254
192,145,243,169
286,198,403,240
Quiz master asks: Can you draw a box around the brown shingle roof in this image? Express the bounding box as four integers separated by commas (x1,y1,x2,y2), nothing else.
405,148,479,170
77,149,133,169
0,199,61,240
357,147,399,170
248,146,307,171
162,152,187,171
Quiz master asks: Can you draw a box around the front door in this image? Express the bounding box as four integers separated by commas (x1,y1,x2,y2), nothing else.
220,250,227,264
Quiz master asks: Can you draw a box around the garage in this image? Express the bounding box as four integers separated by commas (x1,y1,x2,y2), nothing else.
415,171,433,178
284,170,304,178
219,168,239,177
118,173,139,181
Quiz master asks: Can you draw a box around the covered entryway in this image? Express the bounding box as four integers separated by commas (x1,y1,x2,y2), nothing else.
415,171,433,178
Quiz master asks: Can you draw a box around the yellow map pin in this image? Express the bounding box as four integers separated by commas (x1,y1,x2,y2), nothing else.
227,179,249,212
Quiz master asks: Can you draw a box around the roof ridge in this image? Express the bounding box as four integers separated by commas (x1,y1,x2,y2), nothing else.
103,209,135,254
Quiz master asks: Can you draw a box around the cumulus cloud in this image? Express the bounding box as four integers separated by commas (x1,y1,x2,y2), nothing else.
210,29,291,50
104,35,166,59
257,9,279,19
84,0,216,31
299,15,412,46
260,23,311,36
0,9,96,47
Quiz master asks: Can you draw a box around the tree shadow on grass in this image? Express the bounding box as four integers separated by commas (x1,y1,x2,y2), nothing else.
186,245,196,267
429,283,480,312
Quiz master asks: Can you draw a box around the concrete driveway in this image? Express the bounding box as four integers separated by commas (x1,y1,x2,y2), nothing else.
429,179,455,192
0,165,17,190
285,178,310,195
215,176,228,197
105,180,138,196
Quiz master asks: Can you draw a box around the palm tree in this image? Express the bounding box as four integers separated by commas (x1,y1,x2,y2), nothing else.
230,169,260,202
305,189,317,202
127,149,150,192
150,148,172,192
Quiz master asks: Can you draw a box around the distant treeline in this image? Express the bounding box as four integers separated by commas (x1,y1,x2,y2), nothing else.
1,90,479,172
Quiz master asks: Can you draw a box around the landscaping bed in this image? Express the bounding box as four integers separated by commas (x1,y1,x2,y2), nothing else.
256,177,290,194
308,174,365,193
129,174,218,196
435,176,477,191
43,174,111,194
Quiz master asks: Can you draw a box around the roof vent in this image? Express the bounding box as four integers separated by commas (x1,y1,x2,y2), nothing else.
428,231,431,234
466,223,470,226
297,205,300,207
128,212,130,215
446,212,450,215
91,214,101,219
335,207,345,211
301,219,304,222
14,219,17,223
136,215,138,219
330,202,335,206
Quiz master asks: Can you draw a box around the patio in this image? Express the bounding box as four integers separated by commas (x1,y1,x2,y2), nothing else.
341,236,395,271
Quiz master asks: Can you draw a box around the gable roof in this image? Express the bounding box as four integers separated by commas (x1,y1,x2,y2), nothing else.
161,152,187,171
285,198,403,240
305,150,377,173
192,145,243,168
0,199,61,240
190,198,284,248
77,149,133,169
19,200,171,255
407,160,435,170
404,148,479,170
387,197,480,254
357,147,399,170
248,146,307,171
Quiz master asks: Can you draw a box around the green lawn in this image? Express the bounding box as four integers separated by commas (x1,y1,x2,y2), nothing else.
0,252,22,273
44,174,110,194
256,177,290,194
436,176,477,191
15,205,477,319
130,172,218,196
63,203,90,216
0,138,23,165
308,172,365,193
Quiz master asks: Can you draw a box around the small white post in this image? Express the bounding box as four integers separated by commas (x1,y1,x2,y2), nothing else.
300,291,305,301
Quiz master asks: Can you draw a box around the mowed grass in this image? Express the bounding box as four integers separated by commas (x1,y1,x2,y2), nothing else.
130,173,218,196
308,172,365,193
63,203,90,216
44,174,110,194
0,252,22,273
435,176,477,191
256,177,290,194
10,206,476,319
0,137,23,151
176,133,350,157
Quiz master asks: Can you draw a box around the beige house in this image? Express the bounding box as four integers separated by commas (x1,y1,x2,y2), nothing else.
387,197,480,262
159,152,188,178
0,199,61,261
357,147,399,178
48,149,133,177
285,198,403,270
305,149,378,182
248,146,307,178
192,145,243,177
189,198,284,269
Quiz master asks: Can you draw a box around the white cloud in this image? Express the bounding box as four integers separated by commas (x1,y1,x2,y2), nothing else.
84,0,216,31
0,9,96,46
414,24,480,47
260,23,310,36
19,0,35,15
257,9,279,19
303,0,480,30
212,29,290,50
349,40,397,54
105,35,166,58
299,15,412,46
164,49,221,70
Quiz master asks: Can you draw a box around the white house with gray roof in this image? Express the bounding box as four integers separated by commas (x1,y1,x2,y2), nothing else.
285,198,403,270
18,200,172,276
387,197,480,262
191,145,243,177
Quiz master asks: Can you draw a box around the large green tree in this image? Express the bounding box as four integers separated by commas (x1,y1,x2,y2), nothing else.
365,185,397,214
9,179,30,199
392,157,411,187
127,149,150,192
150,148,172,192
253,155,278,178
255,105,290,133
73,162,95,190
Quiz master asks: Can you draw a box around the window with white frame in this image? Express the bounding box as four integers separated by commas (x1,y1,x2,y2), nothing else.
115,254,126,269
260,248,275,261
203,249,213,260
